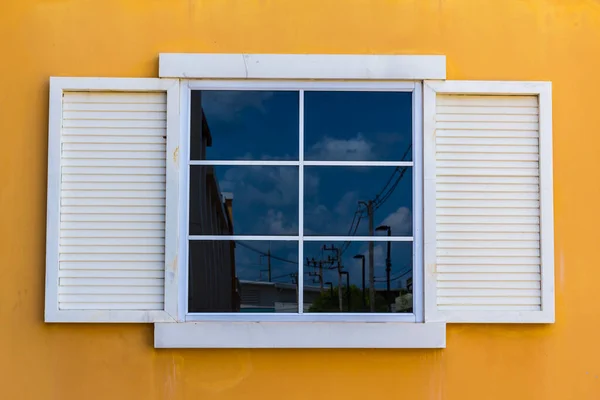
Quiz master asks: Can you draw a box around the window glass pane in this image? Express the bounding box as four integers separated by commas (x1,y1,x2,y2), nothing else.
304,91,412,161
188,240,299,313
190,90,299,160
189,165,299,236
304,167,413,236
302,241,413,313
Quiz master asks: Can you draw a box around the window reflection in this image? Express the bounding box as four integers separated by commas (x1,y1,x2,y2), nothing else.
305,91,412,161
188,240,299,313
189,165,299,236
190,90,299,160
303,241,413,313
304,167,413,236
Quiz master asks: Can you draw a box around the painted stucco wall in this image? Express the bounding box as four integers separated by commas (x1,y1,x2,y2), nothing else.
1,0,599,398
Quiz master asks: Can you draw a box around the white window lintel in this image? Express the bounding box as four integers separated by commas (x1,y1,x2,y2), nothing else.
159,53,446,80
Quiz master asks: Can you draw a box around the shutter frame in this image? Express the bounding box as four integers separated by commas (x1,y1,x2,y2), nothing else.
45,77,180,323
423,80,555,323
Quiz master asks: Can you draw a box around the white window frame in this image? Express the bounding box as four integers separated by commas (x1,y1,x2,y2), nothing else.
155,54,447,348
178,79,423,323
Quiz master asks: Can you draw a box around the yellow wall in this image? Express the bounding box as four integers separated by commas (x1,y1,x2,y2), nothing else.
1,0,600,398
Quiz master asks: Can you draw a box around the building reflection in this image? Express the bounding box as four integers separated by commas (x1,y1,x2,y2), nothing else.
189,96,240,312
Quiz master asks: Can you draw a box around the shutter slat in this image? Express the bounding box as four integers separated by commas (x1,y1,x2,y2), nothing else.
437,207,540,216
63,119,167,129
63,92,165,103
437,129,539,138
59,253,164,262
437,183,539,193
436,106,538,115
437,232,540,241
60,221,165,230
437,216,539,224
63,143,165,152
59,294,164,303
63,128,165,136
60,229,164,238
63,111,166,120
437,248,540,257
436,160,539,169
62,174,165,183
63,102,166,112
435,122,539,130
436,95,538,107
62,158,166,168
436,224,540,233
63,135,166,144
438,257,540,265
59,278,164,287
61,214,165,222
437,175,539,184
62,206,164,214
437,297,540,305
437,199,539,208
59,303,164,310
62,181,165,190
438,273,541,281
437,240,539,249
63,152,165,160
61,197,165,207
62,191,165,199
59,261,164,269
60,286,164,294
436,192,539,200
56,91,167,312
61,245,165,254
437,265,540,273
438,305,540,311
436,168,538,177
436,114,538,123
58,269,164,278
437,281,540,289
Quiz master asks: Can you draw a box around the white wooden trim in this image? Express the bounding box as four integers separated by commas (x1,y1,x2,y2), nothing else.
164,80,181,320
44,78,63,322
48,77,175,92
159,54,446,80
185,313,417,323
185,79,417,91
422,80,554,324
538,83,555,323
413,82,425,322
179,79,423,324
47,310,175,323
422,81,440,322
178,81,191,322
45,77,178,323
425,80,551,95
154,322,446,348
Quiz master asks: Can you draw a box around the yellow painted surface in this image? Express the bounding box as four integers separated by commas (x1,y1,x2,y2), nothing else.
1,0,600,398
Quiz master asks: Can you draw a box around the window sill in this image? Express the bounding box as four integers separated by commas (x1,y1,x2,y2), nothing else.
154,321,446,349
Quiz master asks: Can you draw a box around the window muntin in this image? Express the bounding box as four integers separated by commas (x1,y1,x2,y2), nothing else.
184,81,421,321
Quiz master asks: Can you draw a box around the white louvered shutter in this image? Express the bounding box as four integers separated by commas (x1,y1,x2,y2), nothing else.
45,78,179,323
423,81,554,323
